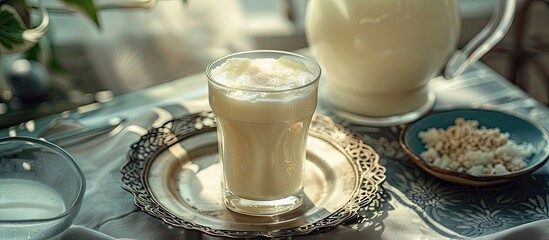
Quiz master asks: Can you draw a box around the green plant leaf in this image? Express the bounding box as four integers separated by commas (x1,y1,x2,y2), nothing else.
0,5,25,52
1,0,30,27
60,0,100,28
181,0,188,4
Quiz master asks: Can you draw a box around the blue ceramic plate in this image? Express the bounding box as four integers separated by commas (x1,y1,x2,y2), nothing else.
400,108,549,186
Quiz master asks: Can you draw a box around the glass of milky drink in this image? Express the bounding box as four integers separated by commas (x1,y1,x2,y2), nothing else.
206,50,321,216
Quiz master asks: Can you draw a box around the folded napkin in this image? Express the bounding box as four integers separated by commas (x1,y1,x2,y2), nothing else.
60,226,117,240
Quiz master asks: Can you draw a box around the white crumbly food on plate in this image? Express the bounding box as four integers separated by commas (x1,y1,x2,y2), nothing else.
418,118,535,176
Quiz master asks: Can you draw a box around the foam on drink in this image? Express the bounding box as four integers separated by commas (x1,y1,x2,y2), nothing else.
209,56,318,202
211,57,315,91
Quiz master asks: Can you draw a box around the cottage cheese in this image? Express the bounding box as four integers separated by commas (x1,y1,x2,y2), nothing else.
418,118,535,176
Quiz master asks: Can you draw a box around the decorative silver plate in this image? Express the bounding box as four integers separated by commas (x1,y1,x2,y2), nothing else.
121,112,385,238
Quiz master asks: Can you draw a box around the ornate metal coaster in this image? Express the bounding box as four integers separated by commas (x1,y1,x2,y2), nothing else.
121,112,385,238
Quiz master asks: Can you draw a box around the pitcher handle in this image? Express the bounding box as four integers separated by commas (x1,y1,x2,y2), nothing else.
443,0,516,79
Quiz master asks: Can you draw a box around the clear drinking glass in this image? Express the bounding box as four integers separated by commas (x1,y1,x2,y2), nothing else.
206,50,321,216
0,137,85,239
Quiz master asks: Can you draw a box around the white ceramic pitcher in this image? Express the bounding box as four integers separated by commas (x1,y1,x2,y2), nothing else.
305,0,515,126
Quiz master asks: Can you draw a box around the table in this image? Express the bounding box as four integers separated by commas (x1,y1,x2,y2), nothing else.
2,58,549,239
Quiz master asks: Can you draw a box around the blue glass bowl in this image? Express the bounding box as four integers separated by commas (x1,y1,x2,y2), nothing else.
0,137,86,239
400,108,549,186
